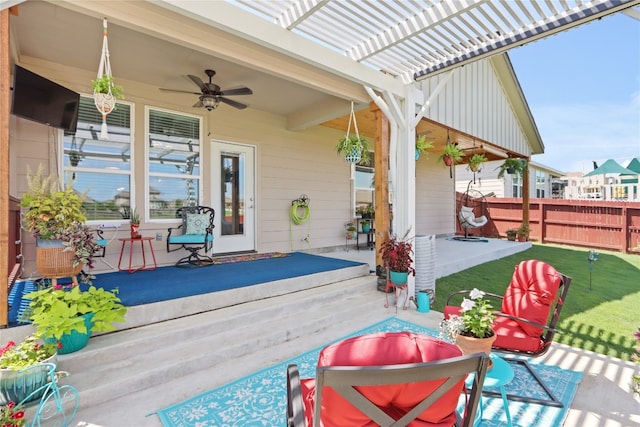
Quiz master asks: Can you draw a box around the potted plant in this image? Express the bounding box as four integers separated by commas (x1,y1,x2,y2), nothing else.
24,283,127,354
440,288,496,357
346,225,357,239
516,223,530,242
437,142,464,167
0,401,26,426
91,74,124,100
415,135,433,160
0,336,58,405
468,153,487,172
129,209,141,239
336,135,371,166
379,231,416,285
497,158,526,178
20,166,98,283
360,219,371,233
505,229,517,241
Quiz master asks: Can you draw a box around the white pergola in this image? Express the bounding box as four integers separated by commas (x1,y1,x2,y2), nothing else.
230,0,639,83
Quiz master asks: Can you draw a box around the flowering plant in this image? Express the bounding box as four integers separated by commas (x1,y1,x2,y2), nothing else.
0,401,26,427
379,231,416,275
0,336,57,371
440,288,495,340
631,327,640,395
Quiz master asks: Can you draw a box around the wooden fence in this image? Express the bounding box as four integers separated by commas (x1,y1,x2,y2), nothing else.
459,195,640,254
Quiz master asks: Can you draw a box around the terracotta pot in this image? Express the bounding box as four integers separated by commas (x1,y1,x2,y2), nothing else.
455,332,497,357
130,223,141,239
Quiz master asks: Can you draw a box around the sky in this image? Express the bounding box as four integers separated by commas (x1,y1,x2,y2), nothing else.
508,11,640,175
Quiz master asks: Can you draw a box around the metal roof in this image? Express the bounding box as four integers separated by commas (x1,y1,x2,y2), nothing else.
230,0,640,83
584,159,638,176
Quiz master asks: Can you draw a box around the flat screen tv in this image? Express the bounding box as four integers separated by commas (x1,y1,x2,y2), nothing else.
11,65,80,133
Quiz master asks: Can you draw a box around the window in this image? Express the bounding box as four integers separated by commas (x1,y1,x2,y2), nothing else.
536,170,546,198
63,96,132,221
355,152,375,209
511,175,523,198
147,108,202,219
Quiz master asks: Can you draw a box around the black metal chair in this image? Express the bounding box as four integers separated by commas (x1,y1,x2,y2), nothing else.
166,206,215,267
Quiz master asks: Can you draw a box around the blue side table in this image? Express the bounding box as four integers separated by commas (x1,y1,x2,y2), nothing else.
466,354,514,427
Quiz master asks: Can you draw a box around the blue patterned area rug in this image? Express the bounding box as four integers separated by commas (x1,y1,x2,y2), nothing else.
154,317,582,427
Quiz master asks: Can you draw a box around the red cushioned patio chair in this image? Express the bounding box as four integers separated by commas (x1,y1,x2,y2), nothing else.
287,331,490,427
444,259,572,406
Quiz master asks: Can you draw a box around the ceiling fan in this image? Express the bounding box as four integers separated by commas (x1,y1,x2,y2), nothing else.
159,69,253,111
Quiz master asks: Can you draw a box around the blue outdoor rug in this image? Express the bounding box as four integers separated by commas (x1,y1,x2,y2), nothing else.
155,317,582,427
89,252,363,306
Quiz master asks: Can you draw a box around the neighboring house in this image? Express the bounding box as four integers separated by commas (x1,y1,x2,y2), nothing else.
455,160,565,199
563,158,640,201
2,1,627,287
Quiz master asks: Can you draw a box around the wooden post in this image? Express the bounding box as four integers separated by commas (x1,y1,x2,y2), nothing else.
1,8,11,327
371,102,390,271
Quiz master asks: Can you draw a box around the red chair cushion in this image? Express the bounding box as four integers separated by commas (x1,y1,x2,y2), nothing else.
492,316,545,353
303,331,463,426
501,260,562,337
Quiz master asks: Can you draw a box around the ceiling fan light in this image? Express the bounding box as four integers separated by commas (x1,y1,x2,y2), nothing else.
201,96,219,110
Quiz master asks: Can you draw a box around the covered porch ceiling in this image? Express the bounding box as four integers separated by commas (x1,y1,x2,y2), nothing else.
4,0,639,162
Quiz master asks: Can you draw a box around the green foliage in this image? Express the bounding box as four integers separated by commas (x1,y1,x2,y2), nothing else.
129,210,140,225
516,223,530,238
468,153,487,171
437,142,464,165
20,165,86,239
0,336,57,370
336,134,371,166
433,243,640,360
415,135,433,157
91,74,124,99
26,284,127,341
497,158,527,178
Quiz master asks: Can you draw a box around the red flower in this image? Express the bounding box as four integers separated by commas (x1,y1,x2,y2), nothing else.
11,411,24,419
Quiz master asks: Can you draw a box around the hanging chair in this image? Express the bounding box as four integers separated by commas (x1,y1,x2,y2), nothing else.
454,181,489,241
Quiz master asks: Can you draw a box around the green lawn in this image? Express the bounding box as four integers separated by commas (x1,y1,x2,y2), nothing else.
432,243,640,361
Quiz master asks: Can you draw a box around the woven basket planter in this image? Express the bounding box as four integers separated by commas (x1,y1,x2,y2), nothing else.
36,246,83,280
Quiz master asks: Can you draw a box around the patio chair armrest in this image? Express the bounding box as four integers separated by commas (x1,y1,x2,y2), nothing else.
493,312,557,333
287,364,306,427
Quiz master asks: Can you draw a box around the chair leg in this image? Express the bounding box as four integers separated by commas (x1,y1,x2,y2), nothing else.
175,247,213,268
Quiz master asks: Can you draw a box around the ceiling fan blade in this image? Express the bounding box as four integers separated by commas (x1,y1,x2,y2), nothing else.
188,75,207,92
160,88,202,95
220,87,253,96
219,97,247,110
192,100,204,108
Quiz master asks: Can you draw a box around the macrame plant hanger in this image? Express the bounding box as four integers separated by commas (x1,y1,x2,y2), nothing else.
94,18,117,140
344,101,362,164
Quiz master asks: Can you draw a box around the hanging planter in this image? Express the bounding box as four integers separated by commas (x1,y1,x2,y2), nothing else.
336,101,370,165
415,134,433,161
92,18,124,140
497,158,527,178
437,132,464,178
468,153,487,172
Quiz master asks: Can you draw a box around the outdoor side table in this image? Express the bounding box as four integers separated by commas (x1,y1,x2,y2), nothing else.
465,354,514,427
118,237,157,273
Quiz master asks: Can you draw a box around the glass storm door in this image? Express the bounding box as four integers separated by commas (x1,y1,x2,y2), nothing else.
212,141,255,253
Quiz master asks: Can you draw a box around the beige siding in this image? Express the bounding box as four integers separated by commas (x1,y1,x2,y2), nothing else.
415,158,456,236
420,59,530,156
11,61,355,273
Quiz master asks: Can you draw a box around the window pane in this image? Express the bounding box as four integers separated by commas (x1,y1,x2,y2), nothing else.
65,171,130,221
63,97,132,221
148,176,200,219
147,109,202,220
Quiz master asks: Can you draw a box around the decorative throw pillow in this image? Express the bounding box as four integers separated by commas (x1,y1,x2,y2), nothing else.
185,213,208,235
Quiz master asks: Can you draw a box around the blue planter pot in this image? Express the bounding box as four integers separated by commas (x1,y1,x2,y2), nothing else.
0,353,57,405
362,224,371,233
389,270,409,285
47,313,94,354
